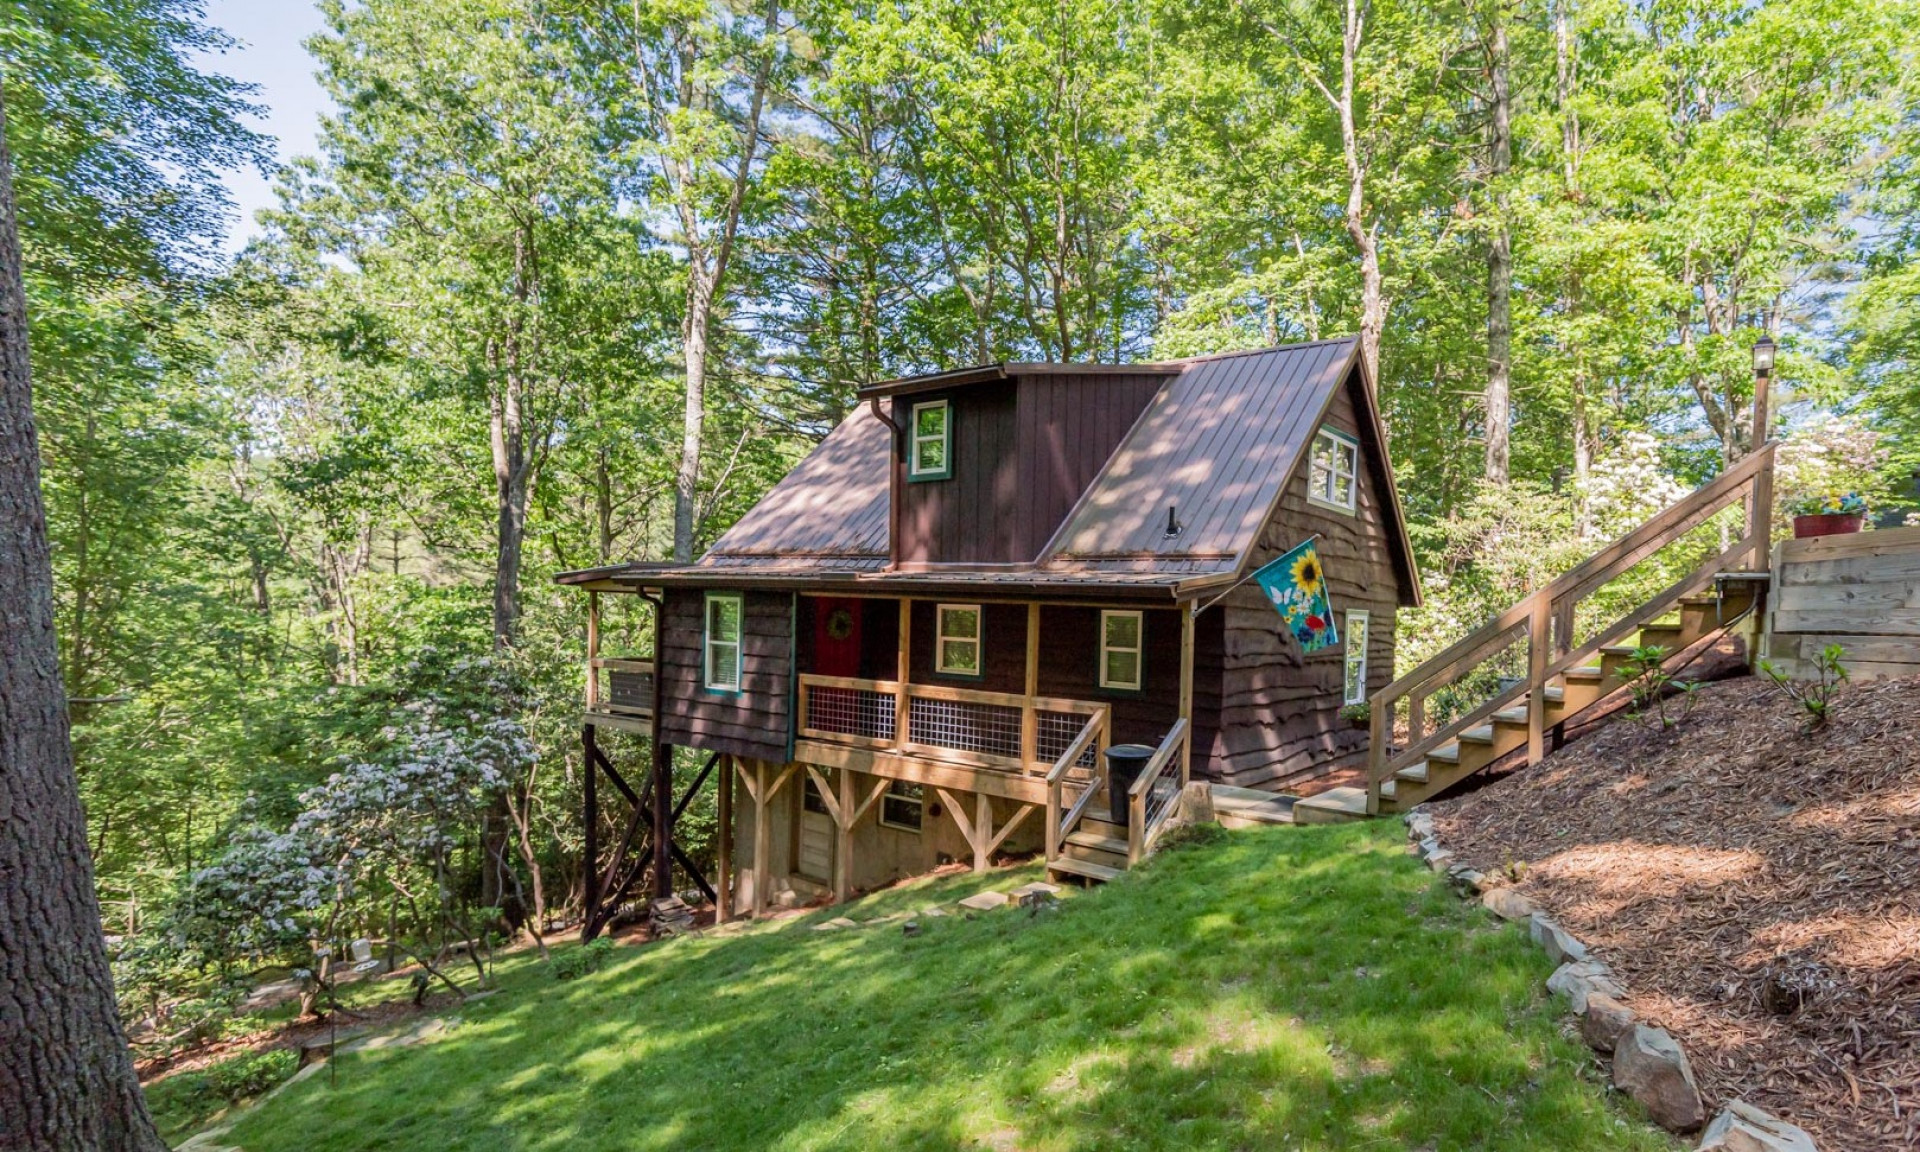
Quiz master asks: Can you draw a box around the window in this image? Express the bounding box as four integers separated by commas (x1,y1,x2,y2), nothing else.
1308,426,1359,512
1099,609,1144,691
909,400,951,480
801,771,832,815
935,604,982,676
703,592,743,691
1343,609,1370,704
879,780,923,831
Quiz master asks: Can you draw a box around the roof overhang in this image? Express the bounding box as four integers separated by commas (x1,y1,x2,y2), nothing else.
854,360,1183,402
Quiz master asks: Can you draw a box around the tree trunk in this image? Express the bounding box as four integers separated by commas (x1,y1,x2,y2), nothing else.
489,226,533,651
1335,0,1386,394
0,89,167,1152
1482,1,1513,485
673,266,711,564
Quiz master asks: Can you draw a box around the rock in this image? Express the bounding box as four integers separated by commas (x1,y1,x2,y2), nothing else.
1405,812,1436,840
1580,992,1637,1052
1613,1024,1706,1133
1426,848,1456,871
1529,914,1589,964
902,920,921,938
1547,960,1625,1014
1482,887,1536,922
1447,865,1485,893
1696,1100,1818,1152
921,906,949,918
812,916,858,931
1472,871,1505,893
957,891,1009,912
1418,836,1441,857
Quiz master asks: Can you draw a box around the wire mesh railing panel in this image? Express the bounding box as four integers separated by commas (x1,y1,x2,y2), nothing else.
805,685,896,742
1035,710,1099,769
606,670,655,711
908,696,1023,759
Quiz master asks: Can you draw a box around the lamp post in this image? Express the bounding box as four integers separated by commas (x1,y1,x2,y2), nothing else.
1751,335,1775,448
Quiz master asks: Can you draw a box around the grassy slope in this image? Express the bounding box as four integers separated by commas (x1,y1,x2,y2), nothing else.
220,824,1675,1151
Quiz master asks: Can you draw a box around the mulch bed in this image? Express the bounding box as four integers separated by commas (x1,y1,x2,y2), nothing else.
1429,674,1920,1151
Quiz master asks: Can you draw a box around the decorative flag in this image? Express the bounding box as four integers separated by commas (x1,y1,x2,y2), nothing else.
1252,538,1338,654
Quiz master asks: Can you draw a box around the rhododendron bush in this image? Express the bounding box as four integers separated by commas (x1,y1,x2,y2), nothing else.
123,651,533,1018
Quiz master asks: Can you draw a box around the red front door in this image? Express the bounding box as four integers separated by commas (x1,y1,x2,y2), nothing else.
813,598,864,678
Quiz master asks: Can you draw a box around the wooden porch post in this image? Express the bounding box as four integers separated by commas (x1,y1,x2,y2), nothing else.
1750,362,1775,571
715,754,733,923
1021,602,1040,768
895,599,911,750
586,591,601,710
1178,602,1195,786
973,791,993,872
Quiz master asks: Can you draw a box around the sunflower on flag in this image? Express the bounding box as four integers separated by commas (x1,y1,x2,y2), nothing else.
1251,538,1338,654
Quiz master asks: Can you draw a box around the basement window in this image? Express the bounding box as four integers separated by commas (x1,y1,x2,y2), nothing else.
1308,426,1359,513
704,592,743,692
880,780,924,832
1344,609,1370,704
935,604,982,676
1099,610,1144,691
909,400,951,481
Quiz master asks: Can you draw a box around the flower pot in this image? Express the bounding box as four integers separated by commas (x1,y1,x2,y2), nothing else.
1345,716,1370,731
1793,513,1864,539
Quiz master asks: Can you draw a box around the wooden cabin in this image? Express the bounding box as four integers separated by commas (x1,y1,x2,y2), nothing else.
559,338,1420,925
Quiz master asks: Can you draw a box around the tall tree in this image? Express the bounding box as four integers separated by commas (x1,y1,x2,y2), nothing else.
1476,0,1514,483
0,86,166,1152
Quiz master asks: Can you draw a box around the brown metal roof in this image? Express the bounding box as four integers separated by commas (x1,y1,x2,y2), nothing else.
697,403,890,562
1044,339,1359,564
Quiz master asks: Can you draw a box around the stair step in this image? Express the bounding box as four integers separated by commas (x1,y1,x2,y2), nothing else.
1047,856,1122,883
1064,830,1129,856
1563,665,1606,681
1380,779,1397,801
1394,761,1429,784
1462,725,1495,744
1078,816,1125,839
1428,741,1460,764
1209,784,1296,828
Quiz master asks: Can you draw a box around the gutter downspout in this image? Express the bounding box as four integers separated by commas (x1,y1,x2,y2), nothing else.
870,398,904,571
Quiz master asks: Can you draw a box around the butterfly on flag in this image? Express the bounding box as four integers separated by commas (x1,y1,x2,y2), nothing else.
1251,538,1338,654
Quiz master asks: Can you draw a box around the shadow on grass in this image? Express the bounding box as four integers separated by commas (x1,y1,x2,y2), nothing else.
221,825,1677,1152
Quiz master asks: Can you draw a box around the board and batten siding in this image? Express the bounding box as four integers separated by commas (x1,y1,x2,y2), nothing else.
1764,524,1920,680
657,587,796,763
1197,371,1405,789
892,373,1166,566
1035,605,1205,753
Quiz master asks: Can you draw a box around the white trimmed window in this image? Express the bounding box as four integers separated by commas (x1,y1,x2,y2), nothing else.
879,780,924,831
935,604,982,676
1343,609,1370,704
704,592,743,691
1308,426,1359,512
1099,609,1144,691
909,400,951,480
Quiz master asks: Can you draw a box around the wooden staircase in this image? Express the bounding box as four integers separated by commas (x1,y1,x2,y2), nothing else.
1044,720,1190,885
1296,441,1778,825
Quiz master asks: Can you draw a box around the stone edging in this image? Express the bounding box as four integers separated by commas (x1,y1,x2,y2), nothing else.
1404,809,1820,1152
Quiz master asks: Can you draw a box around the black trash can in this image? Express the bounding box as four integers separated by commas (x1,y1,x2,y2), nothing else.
1104,743,1156,826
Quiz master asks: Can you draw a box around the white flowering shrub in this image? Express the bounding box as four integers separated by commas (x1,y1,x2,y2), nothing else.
1576,431,1689,540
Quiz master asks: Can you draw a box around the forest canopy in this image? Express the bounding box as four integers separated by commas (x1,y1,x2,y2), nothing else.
6,0,1916,1039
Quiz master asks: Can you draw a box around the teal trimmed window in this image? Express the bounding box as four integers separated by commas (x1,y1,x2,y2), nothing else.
909,399,951,481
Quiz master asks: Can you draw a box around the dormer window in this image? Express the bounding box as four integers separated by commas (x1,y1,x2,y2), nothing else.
909,399,951,481
1307,426,1358,513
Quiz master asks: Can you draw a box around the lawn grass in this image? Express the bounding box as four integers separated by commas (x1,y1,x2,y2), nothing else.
217,822,1677,1151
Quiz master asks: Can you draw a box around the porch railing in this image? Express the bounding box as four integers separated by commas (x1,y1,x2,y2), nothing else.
1127,719,1190,864
589,658,655,718
1044,711,1111,861
1366,440,1776,813
797,673,1108,775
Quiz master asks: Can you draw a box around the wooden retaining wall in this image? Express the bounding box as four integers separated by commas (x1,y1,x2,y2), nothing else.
1764,525,1920,681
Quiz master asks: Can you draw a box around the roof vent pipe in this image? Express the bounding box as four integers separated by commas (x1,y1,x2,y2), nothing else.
1163,503,1182,538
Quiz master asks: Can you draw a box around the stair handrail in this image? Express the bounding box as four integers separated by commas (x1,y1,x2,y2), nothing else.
1127,719,1191,865
1045,709,1110,863
1367,441,1776,814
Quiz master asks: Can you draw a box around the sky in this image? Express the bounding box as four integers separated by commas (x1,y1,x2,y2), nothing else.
200,0,334,252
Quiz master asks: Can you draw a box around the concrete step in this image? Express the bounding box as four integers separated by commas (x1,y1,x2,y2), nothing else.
1292,786,1371,825
1209,784,1296,828
1047,856,1122,884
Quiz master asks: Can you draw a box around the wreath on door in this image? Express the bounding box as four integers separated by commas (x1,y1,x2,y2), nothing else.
826,608,855,640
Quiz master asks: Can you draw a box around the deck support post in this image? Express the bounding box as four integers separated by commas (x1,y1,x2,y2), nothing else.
650,658,673,901
895,599,912,751
582,723,599,942
1021,603,1040,766
586,591,601,710
937,787,1034,873
716,754,733,923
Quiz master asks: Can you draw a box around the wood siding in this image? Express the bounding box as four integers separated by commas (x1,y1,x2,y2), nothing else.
1013,373,1166,559
658,588,795,762
1198,370,1404,788
893,382,1020,565
906,599,1029,692
1766,524,1920,680
892,373,1165,565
